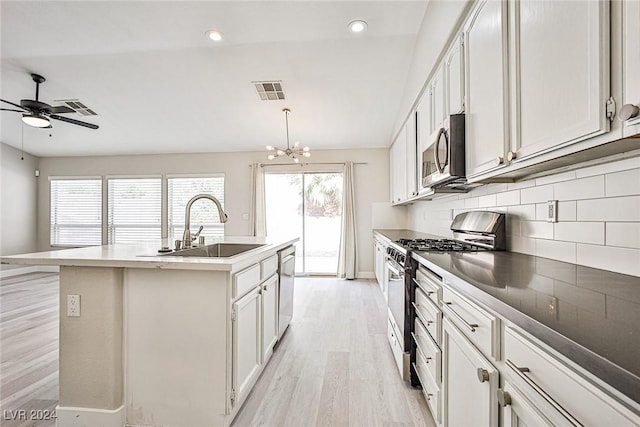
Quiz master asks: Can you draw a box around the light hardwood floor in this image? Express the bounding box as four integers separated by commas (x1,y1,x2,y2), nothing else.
232,278,436,427
0,273,434,427
1,272,59,427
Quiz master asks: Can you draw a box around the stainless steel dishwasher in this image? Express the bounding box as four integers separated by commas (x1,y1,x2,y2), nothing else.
277,245,295,340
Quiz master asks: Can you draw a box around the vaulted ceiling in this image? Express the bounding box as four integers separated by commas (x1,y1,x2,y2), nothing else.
1,1,427,157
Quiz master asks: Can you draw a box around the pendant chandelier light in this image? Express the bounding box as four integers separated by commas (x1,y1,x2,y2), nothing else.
266,108,310,163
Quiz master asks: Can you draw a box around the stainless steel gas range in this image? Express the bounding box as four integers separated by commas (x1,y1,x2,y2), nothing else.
384,211,506,384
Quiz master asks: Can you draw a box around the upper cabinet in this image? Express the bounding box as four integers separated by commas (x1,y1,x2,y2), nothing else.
446,34,465,116
406,111,418,199
508,0,610,162
622,0,640,136
464,0,510,179
416,90,432,196
431,67,446,134
390,125,407,205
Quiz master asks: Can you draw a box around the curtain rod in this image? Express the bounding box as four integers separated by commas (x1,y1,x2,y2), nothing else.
250,161,368,167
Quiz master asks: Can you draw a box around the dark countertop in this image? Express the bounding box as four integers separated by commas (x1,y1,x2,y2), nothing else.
373,229,640,405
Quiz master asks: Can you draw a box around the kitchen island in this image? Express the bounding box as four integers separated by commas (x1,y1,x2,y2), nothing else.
1,236,298,427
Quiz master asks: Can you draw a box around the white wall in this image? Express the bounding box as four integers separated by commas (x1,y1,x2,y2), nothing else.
406,154,640,277
0,142,39,269
36,148,389,277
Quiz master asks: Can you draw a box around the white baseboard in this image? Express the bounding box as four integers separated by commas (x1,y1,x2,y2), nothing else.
357,271,375,279
56,405,125,427
0,265,59,278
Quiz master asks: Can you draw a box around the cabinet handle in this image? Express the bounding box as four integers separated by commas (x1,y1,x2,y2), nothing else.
619,104,639,121
477,368,490,383
505,360,583,426
496,156,504,165
497,389,511,407
264,285,268,292
507,151,517,161
443,301,478,332
412,278,435,295
411,302,434,325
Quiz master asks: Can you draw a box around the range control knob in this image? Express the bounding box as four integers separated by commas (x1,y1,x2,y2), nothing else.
619,104,640,121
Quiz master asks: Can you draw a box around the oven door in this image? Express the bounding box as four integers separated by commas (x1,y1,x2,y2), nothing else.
386,258,405,338
422,127,451,188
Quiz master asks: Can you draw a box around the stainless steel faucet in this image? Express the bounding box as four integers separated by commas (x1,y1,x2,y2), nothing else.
182,194,228,248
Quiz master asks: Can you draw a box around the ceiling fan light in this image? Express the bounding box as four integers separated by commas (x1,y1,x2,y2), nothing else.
205,30,223,41
303,146,310,152
266,145,274,151
303,152,311,157
277,150,285,156
22,114,50,128
293,157,300,163
267,154,275,160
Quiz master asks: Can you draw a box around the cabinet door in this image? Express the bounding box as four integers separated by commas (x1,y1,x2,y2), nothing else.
390,127,407,204
406,111,418,198
500,381,554,427
446,34,465,115
432,67,446,132
443,318,498,427
464,0,509,178
416,90,432,194
261,274,278,361
510,0,610,160
232,287,261,406
622,0,640,134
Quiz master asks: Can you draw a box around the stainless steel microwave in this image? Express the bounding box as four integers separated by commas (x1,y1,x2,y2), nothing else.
421,113,466,188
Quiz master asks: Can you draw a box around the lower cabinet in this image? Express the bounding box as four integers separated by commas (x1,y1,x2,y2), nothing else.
443,317,498,427
261,274,278,361
499,380,554,427
232,286,262,406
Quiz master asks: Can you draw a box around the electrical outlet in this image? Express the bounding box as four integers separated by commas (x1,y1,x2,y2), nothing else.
547,200,558,223
67,294,81,317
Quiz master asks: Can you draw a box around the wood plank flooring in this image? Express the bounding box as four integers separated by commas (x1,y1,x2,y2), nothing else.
232,278,436,427
1,272,59,427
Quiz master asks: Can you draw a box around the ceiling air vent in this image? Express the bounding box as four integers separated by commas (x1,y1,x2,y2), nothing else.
253,81,285,101
53,99,98,116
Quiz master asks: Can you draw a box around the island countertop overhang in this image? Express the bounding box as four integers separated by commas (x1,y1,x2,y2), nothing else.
0,236,299,272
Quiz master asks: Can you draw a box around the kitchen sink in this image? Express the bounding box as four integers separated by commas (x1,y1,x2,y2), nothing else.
162,243,266,258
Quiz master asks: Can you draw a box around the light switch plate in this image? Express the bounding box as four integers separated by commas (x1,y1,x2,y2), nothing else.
547,200,558,223
67,294,81,317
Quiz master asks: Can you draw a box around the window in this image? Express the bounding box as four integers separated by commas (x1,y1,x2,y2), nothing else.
168,176,225,240
107,178,162,244
50,178,102,246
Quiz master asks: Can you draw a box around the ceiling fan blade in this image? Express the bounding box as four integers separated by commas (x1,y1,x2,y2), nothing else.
0,108,26,113
1,99,27,111
50,114,99,129
48,105,75,114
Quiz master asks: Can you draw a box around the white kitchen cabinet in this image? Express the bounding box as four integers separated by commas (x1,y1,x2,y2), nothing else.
443,317,498,427
464,0,510,179
509,0,610,162
416,90,432,194
232,286,261,407
406,111,418,198
622,0,640,135
261,274,278,362
431,67,446,134
446,34,465,115
499,380,555,427
390,126,407,204
374,238,387,298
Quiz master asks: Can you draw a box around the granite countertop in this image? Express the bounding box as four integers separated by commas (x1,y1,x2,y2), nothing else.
373,229,640,404
0,236,299,272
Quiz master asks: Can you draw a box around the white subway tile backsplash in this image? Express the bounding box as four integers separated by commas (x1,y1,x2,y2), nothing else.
521,184,554,204
507,180,536,191
606,222,640,249
554,222,604,245
575,154,640,178
557,201,577,221
497,190,520,206
535,203,547,221
464,197,479,209
605,168,640,197
554,175,605,201
577,244,640,277
577,196,640,221
535,170,577,186
478,194,497,208
507,204,536,221
510,236,536,255
536,239,577,263
521,221,554,239
483,183,509,196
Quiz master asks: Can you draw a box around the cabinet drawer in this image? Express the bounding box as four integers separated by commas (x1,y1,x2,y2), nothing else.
387,318,406,379
260,254,278,280
442,286,498,359
233,263,261,298
414,317,442,384
504,327,638,426
415,266,442,306
414,287,442,346
415,347,441,423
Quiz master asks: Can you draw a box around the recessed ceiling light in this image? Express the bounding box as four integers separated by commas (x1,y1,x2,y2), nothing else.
348,20,368,33
205,30,223,42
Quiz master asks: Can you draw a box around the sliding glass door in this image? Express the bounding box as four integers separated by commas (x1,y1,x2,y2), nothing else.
265,172,343,275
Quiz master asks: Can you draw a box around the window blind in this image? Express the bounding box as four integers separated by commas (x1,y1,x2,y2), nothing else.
107,178,162,244
168,176,225,240
50,179,102,246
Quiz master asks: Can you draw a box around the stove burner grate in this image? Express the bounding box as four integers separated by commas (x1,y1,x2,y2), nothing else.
395,238,487,252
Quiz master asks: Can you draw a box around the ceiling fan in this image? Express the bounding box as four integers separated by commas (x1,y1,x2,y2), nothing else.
1,73,99,130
